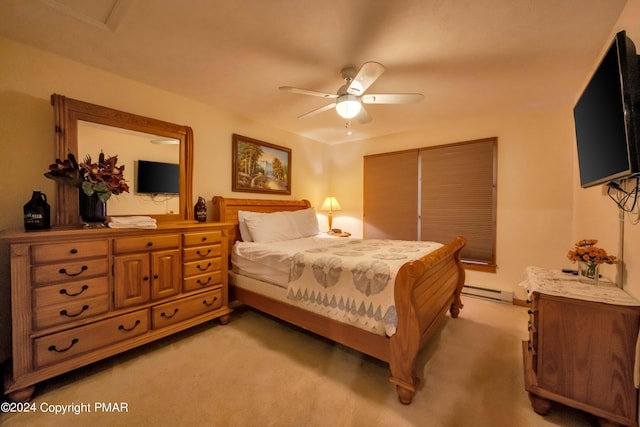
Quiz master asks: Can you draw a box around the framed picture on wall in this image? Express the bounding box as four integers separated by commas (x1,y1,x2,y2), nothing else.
232,134,291,195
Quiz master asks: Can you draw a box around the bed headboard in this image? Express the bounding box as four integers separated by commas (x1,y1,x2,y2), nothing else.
212,196,312,246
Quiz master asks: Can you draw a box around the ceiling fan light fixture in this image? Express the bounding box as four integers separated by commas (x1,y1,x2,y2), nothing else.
335,94,361,119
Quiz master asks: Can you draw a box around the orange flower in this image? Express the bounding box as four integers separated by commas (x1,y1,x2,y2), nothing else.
567,239,616,265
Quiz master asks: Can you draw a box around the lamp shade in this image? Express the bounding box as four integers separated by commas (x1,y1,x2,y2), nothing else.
320,197,342,212
335,95,361,119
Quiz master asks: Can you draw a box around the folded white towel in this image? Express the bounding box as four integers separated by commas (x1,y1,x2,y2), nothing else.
107,216,157,229
109,216,157,225
108,222,157,229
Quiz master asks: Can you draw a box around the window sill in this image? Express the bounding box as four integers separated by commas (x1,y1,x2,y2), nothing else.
462,261,497,273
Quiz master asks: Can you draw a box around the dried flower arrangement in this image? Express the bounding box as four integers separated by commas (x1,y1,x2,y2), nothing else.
45,152,129,202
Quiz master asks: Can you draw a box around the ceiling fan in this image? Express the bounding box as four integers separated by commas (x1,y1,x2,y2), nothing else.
279,62,424,123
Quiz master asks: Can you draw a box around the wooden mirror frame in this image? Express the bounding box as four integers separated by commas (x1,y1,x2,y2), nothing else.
51,94,193,225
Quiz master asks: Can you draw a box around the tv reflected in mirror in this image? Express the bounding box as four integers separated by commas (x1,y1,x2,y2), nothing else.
136,160,180,195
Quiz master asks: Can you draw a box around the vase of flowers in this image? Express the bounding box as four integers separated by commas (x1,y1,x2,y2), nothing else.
567,239,617,284
78,192,108,225
45,152,129,226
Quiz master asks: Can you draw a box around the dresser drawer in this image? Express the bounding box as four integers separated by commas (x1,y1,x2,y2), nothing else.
183,271,222,293
31,240,109,264
183,258,221,277
33,277,109,309
113,234,180,254
32,258,109,286
34,310,149,368
151,289,223,329
33,295,110,330
182,244,222,262
183,231,222,247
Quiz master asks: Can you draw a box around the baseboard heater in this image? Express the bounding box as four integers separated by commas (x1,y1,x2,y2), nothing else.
462,285,513,304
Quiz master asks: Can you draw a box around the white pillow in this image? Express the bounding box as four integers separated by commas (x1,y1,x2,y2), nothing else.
243,208,319,243
237,210,264,242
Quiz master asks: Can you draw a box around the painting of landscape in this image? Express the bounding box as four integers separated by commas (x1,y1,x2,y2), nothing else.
232,134,291,194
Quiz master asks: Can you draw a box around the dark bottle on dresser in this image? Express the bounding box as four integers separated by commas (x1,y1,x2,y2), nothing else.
24,191,50,230
195,196,207,222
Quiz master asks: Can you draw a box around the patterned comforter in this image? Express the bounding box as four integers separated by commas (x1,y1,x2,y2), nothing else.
286,238,442,336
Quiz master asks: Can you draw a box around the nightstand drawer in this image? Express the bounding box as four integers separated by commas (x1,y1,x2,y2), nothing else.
151,289,223,329
34,310,149,368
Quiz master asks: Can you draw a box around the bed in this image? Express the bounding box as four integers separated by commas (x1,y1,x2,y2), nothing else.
212,196,466,404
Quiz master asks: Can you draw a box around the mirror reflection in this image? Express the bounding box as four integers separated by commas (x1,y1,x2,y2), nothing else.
51,94,193,225
78,121,180,216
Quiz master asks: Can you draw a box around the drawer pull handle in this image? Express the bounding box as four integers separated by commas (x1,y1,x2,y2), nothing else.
60,285,89,297
161,308,179,319
196,249,212,257
49,338,79,353
197,262,212,271
203,296,218,307
60,305,89,318
59,265,88,277
70,248,78,254
118,320,141,332
201,237,208,242
143,276,150,281
197,277,212,286
146,241,153,247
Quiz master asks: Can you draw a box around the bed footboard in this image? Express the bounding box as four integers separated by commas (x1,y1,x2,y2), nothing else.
389,236,466,404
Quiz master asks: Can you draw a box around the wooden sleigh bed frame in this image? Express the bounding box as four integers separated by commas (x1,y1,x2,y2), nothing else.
212,196,466,404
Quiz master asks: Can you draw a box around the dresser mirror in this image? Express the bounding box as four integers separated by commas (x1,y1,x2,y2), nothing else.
51,94,194,225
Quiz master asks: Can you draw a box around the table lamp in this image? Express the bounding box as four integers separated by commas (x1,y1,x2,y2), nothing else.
320,196,342,230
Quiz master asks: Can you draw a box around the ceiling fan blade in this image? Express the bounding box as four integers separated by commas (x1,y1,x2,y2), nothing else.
357,106,372,124
347,62,385,95
298,103,336,119
362,93,424,104
279,86,338,99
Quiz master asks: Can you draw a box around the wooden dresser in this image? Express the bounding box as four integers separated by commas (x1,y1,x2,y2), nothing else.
522,267,640,427
2,222,234,401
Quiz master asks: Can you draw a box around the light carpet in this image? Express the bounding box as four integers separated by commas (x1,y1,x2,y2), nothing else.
1,297,598,426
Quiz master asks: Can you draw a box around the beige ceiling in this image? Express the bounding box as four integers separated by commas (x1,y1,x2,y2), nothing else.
0,0,629,144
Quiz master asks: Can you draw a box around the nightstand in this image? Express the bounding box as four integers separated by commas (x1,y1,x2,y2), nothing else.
327,230,351,237
521,267,640,426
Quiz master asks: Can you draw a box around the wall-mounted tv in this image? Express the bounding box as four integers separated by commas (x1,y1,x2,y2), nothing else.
574,30,640,188
136,160,179,195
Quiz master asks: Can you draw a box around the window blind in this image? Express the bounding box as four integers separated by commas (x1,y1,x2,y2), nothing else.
363,138,497,269
363,149,419,240
420,138,496,265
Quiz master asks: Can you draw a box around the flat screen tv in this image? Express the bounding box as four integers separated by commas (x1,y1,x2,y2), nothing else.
574,30,640,188
136,160,179,195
